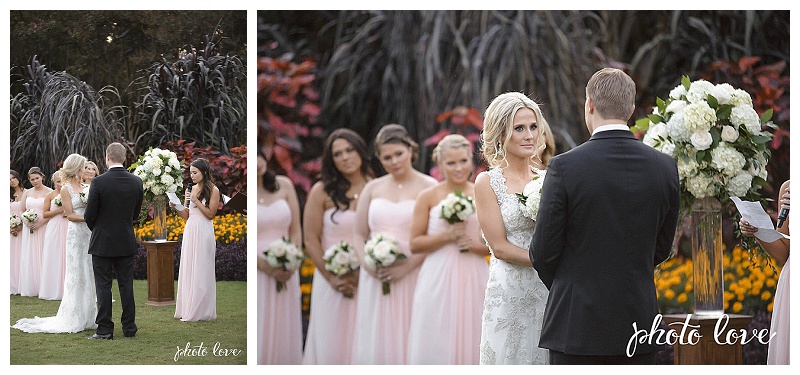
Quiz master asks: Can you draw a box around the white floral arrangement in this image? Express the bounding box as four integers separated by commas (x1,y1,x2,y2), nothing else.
10,213,22,236
130,147,184,198
323,241,360,277
634,76,774,209
53,195,62,207
515,173,546,220
263,237,306,292
440,189,475,224
363,232,406,295
21,209,37,234
79,185,90,203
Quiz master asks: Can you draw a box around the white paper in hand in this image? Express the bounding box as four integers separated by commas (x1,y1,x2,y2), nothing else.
166,192,186,211
730,197,788,243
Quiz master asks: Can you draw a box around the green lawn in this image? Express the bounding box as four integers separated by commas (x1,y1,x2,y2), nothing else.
9,280,247,365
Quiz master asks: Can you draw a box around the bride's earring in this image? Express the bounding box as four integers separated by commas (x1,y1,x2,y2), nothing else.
496,142,504,157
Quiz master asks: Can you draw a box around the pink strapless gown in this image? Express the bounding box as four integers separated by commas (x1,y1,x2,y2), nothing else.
19,197,46,297
768,256,789,364
174,200,217,321
351,198,420,364
38,200,69,300
258,199,302,365
303,208,358,364
407,204,489,364
10,201,23,294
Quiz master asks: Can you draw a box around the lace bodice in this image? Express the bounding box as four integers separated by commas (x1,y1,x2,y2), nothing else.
485,167,538,252
66,183,87,215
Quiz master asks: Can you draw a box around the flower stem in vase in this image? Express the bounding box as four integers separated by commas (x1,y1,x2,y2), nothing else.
276,281,284,293
382,281,390,295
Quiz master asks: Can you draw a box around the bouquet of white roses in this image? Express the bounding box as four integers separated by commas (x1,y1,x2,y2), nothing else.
79,185,90,203
53,195,62,207
263,237,306,292
10,213,22,236
22,209,37,234
439,189,476,252
515,173,546,220
323,241,360,277
634,76,774,211
363,233,406,295
130,147,184,199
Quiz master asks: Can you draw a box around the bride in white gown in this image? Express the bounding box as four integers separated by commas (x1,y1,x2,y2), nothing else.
474,92,555,365
12,154,97,334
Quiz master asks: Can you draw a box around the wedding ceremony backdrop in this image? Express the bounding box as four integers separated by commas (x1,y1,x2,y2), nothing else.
9,10,247,365
257,10,789,365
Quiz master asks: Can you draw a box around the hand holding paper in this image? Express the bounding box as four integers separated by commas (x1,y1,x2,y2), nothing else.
166,192,186,211
730,197,789,243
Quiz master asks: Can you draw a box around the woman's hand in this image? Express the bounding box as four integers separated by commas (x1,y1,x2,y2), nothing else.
375,256,412,283
739,218,758,237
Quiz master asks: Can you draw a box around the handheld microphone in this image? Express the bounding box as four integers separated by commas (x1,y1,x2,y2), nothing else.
777,207,789,228
185,183,194,207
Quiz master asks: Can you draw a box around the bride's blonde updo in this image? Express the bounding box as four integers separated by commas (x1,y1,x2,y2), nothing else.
60,153,87,182
481,92,555,169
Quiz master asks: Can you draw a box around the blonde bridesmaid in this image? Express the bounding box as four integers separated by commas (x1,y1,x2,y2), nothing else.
39,169,69,300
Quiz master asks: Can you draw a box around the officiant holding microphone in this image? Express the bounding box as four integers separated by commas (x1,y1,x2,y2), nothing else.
170,158,221,322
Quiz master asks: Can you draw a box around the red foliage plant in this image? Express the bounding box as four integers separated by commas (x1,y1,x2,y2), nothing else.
162,139,247,202
257,53,325,196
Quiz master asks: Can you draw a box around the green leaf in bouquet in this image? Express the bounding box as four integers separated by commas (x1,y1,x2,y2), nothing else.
716,104,733,121
681,75,691,90
656,97,667,113
695,150,706,163
706,93,719,108
632,117,651,133
647,114,664,125
709,128,721,148
760,108,774,123
752,135,771,144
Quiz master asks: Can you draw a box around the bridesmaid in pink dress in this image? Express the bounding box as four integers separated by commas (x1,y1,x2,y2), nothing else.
39,170,69,300
18,167,53,297
303,129,373,364
257,146,303,365
740,179,790,365
406,134,490,364
172,158,221,322
351,124,437,364
10,170,27,295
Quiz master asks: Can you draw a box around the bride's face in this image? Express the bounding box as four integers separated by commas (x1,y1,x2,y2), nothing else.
506,108,539,159
439,147,472,184
378,143,412,176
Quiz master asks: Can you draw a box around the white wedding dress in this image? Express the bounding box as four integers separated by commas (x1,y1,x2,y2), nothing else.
12,183,98,333
479,167,549,365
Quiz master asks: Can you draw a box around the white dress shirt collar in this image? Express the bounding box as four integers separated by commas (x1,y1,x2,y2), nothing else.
592,124,631,136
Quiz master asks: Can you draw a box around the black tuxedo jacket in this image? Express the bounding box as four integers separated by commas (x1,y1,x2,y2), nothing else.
530,130,680,356
84,166,144,257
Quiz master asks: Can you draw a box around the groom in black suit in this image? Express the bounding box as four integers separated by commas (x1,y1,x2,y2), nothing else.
530,68,680,364
84,142,144,340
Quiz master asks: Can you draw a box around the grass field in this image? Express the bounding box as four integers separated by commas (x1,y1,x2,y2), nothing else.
9,280,247,365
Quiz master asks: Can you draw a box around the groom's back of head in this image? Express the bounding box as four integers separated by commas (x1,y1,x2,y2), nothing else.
586,68,636,121
106,142,126,164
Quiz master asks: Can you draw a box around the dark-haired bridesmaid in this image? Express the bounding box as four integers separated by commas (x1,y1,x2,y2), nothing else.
10,170,27,295
303,128,373,364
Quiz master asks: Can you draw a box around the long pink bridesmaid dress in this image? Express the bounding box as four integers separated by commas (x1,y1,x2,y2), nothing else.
174,199,217,321
10,200,23,294
767,256,789,364
258,199,302,365
38,199,69,300
351,198,420,364
19,197,46,297
303,208,358,364
406,203,489,364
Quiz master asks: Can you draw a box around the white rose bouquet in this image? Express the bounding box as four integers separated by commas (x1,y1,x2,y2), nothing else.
10,213,22,236
53,195,62,207
130,147,184,199
323,241,360,277
263,237,306,292
515,173,546,220
363,233,406,295
22,209,37,234
439,189,476,252
79,185,90,203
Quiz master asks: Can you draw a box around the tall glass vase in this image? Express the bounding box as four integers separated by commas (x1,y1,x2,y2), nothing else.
153,195,168,241
691,196,724,316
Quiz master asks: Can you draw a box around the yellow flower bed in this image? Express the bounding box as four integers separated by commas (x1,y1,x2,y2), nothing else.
134,212,247,244
655,246,782,315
